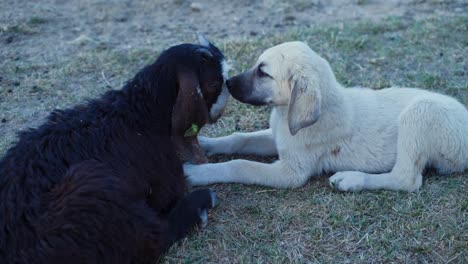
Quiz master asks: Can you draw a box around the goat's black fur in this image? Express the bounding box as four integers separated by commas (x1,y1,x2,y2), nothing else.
0,44,218,264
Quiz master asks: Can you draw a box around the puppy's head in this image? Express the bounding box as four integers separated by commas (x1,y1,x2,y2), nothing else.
170,34,229,163
227,41,333,135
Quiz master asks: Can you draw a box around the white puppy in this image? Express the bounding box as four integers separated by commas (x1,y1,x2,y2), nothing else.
184,41,468,192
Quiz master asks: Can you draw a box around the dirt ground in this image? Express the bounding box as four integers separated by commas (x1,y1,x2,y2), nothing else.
2,0,466,62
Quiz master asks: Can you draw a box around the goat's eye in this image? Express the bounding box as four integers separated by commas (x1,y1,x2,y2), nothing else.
257,66,269,78
209,81,220,88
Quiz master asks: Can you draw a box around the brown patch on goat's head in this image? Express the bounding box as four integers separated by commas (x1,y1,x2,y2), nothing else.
171,37,228,164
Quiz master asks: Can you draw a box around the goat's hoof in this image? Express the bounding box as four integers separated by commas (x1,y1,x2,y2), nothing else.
208,189,217,208
198,209,208,229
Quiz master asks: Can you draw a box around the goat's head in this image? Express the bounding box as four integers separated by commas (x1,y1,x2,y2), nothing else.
169,34,229,164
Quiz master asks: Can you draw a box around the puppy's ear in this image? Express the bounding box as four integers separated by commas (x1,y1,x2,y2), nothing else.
197,32,211,47
288,73,321,135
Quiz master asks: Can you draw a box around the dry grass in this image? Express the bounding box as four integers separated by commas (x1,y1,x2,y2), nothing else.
0,13,467,263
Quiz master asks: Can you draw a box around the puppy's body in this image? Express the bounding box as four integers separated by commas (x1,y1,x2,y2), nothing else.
185,42,468,192
271,87,468,177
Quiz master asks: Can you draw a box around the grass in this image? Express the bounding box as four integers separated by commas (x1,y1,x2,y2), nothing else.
1,14,467,263
163,15,468,263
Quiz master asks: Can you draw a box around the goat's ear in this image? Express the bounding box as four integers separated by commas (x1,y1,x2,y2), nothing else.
172,69,209,164
172,69,207,134
195,47,214,62
197,32,211,47
288,73,321,135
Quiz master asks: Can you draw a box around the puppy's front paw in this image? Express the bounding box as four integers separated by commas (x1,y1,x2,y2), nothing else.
329,171,366,192
183,163,213,186
198,136,215,157
183,163,196,185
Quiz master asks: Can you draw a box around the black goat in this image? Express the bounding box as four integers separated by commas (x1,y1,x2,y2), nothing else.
0,36,228,264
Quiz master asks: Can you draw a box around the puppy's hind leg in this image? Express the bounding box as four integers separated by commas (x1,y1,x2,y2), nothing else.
331,98,467,192
360,134,426,192
390,98,468,190
330,115,425,192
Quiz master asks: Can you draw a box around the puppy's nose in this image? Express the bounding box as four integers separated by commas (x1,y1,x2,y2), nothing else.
226,79,231,88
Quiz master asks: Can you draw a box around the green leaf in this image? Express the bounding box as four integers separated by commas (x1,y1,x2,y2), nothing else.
184,123,199,137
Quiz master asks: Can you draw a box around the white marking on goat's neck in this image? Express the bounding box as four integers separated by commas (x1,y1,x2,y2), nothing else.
221,59,230,80
196,85,203,97
209,59,230,120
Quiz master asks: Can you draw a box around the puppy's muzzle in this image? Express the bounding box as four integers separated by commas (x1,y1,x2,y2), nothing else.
226,76,245,101
227,72,266,106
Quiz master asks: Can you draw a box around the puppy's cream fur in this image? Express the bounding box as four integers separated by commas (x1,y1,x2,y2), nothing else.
185,42,468,192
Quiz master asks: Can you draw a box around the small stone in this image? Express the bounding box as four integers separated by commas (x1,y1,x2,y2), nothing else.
311,0,321,6
284,15,296,21
454,70,465,76
5,35,14,44
68,34,95,46
30,85,42,93
249,31,258,36
114,16,127,22
190,2,202,12
369,57,385,65
1,118,6,123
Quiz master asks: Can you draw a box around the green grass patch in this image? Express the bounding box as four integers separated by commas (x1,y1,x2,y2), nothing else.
28,16,48,25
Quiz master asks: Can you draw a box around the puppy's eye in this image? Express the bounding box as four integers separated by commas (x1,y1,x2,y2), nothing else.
257,66,269,78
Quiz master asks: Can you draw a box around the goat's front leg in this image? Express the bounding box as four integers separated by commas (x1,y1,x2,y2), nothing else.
184,159,309,188
199,129,277,157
